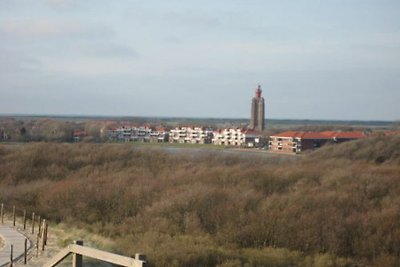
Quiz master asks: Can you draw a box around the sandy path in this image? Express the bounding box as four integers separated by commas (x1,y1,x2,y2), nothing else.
0,235,4,250
0,225,31,267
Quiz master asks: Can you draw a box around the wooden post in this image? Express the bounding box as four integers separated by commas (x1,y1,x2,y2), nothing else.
9,244,13,267
41,219,45,238
72,240,83,267
41,219,46,251
12,206,15,227
135,253,147,267
31,212,35,234
44,222,48,245
0,204,3,224
36,233,39,257
24,238,28,264
38,215,42,236
23,210,26,230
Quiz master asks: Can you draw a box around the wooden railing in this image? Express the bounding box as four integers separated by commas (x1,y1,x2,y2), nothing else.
1,203,146,266
44,240,146,267
0,203,47,266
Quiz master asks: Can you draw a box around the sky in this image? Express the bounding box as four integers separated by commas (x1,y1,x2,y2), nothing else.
0,0,399,121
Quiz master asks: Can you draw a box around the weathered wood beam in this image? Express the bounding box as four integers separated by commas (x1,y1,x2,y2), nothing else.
69,244,139,266
43,243,146,267
42,247,72,267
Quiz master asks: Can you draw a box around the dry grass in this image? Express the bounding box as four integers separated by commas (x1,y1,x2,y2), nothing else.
0,136,399,266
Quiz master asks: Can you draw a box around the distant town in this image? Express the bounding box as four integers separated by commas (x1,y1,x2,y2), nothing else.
0,85,399,154
78,85,399,154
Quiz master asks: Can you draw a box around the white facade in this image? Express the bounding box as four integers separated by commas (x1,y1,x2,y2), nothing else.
107,126,168,142
212,128,259,147
212,128,244,146
107,125,261,147
169,127,213,144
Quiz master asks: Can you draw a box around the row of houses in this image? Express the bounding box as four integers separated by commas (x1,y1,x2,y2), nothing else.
106,126,263,147
105,126,398,154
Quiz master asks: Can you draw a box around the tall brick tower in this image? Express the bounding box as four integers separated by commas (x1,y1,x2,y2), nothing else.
249,85,265,132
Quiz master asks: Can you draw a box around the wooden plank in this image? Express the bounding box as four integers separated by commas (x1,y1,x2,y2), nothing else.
70,245,144,267
69,244,139,266
44,243,145,267
42,247,72,267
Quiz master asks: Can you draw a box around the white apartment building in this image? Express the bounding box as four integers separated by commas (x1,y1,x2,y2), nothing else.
212,128,260,147
149,127,169,142
169,127,213,144
107,126,168,142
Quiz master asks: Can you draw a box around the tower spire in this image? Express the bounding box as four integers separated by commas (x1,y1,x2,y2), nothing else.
255,84,262,98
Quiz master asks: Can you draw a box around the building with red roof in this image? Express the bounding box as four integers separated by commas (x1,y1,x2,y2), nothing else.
72,129,86,142
382,130,400,136
269,131,367,154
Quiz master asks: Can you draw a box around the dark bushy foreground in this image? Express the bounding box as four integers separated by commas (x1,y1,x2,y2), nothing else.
0,136,400,266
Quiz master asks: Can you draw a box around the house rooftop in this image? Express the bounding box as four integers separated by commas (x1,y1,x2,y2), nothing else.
271,131,367,140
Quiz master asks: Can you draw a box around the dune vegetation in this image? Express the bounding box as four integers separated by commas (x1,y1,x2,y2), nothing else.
0,135,399,266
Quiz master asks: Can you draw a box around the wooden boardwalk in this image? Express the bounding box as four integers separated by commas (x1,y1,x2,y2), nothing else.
0,225,31,267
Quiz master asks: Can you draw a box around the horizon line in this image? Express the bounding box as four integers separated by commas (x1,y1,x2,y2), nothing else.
0,113,396,123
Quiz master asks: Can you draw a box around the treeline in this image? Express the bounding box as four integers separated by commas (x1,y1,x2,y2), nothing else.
0,117,112,142
2,116,397,143
0,136,400,266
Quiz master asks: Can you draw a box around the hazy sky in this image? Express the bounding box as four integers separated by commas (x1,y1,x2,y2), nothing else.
0,0,399,121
